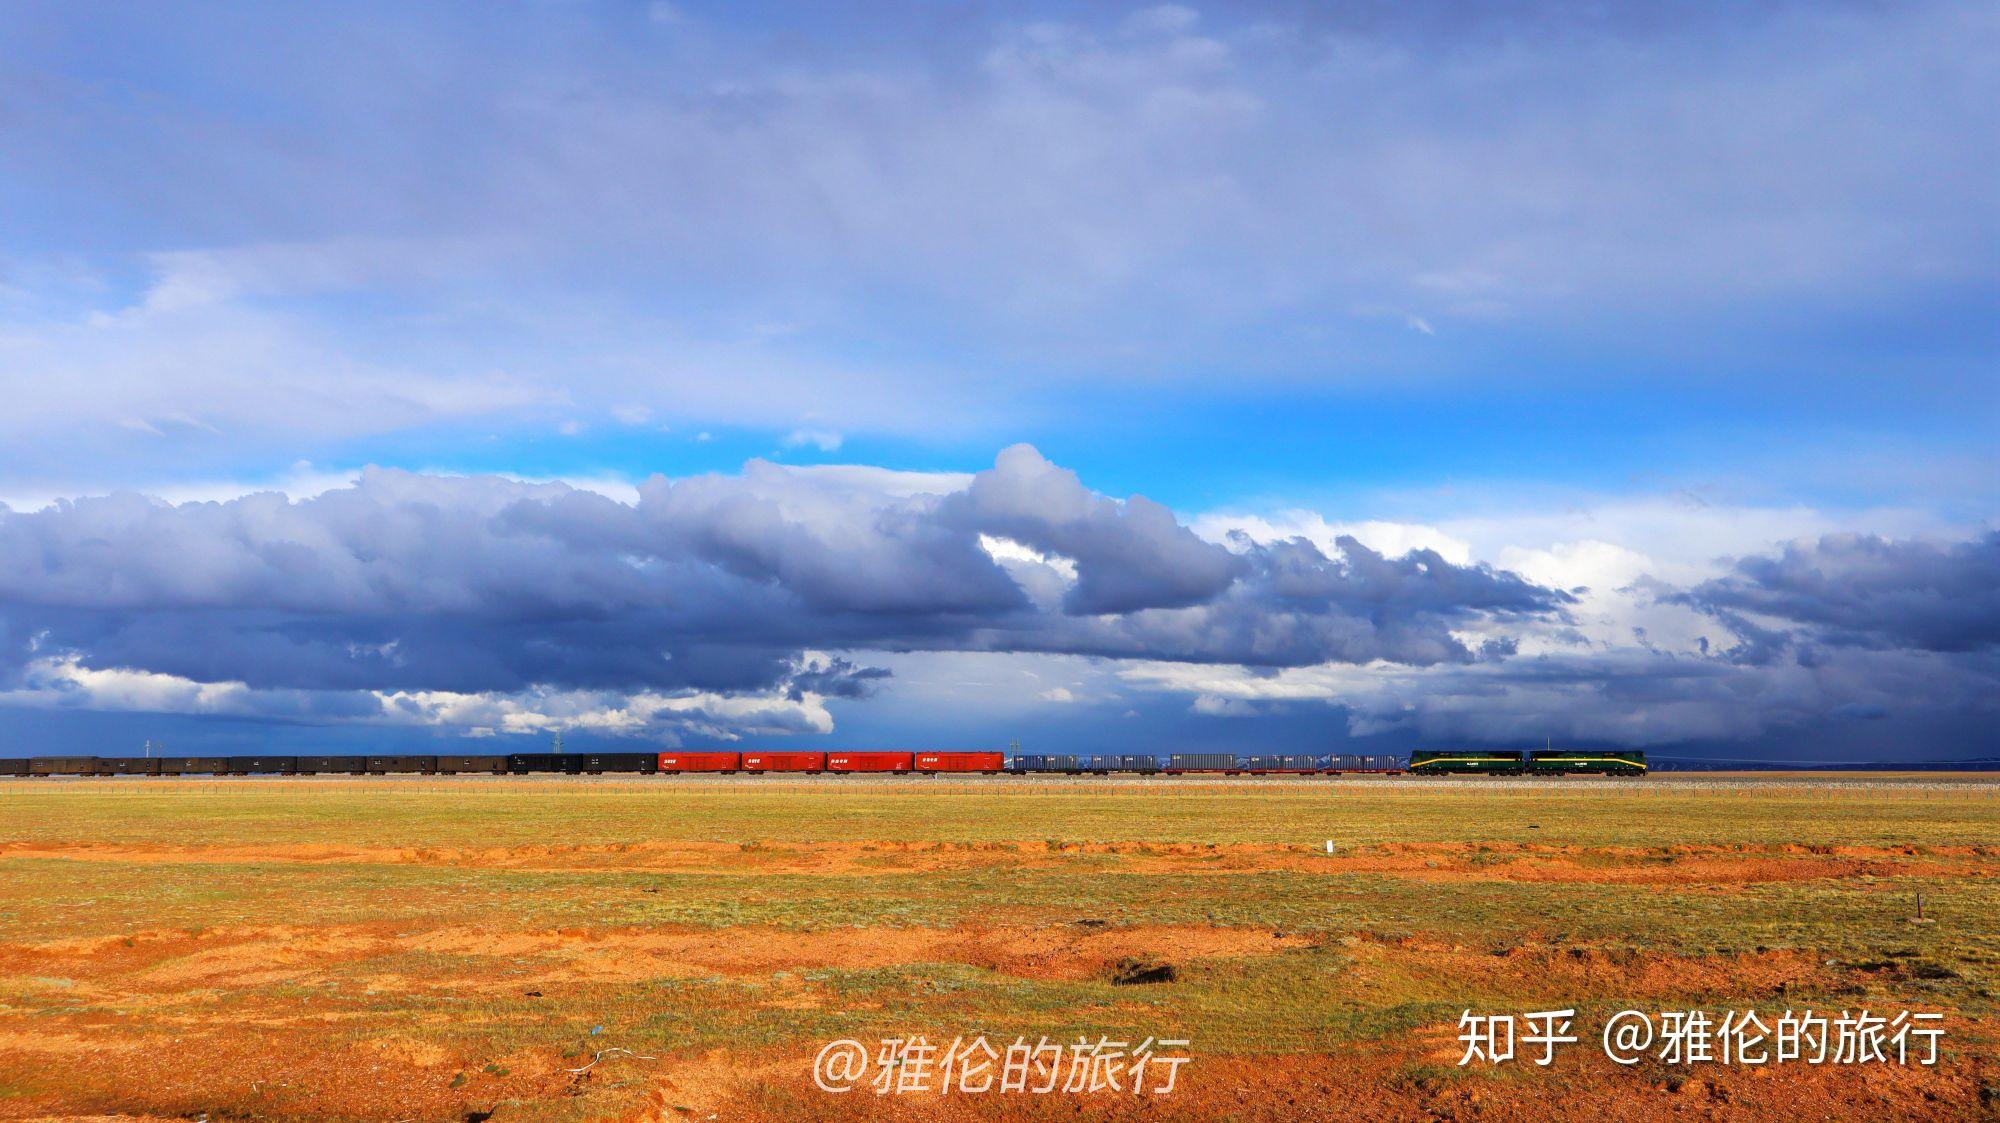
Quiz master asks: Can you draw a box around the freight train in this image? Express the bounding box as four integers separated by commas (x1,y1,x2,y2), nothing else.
0,749,1641,777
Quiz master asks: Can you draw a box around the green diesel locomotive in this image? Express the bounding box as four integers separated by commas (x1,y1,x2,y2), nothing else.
1409,749,1647,777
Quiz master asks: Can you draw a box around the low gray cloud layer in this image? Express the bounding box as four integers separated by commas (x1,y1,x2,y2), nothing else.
1682,532,2000,654
0,447,1564,700
1418,533,2000,750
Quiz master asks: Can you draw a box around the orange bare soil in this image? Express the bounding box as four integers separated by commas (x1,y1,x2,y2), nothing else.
0,776,1993,1120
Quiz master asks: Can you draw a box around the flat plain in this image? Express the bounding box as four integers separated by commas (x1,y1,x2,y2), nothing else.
0,774,1994,1121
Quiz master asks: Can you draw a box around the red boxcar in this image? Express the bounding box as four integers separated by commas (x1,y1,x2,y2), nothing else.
826,751,914,773
741,751,826,773
917,751,1005,773
656,752,742,773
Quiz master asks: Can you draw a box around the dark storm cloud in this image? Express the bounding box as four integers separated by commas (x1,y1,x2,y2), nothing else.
1680,531,2000,653
1306,534,2000,751
1316,642,2000,754
941,446,1244,615
982,531,1563,668
0,446,1567,696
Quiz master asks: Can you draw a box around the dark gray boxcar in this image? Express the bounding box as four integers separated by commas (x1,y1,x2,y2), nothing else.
150,755,215,775
0,758,28,776
1011,754,1082,771
29,757,99,775
226,756,298,774
159,757,230,774
296,755,368,773
100,757,162,775
1169,753,1237,770
1094,754,1158,771
437,755,508,773
577,753,657,773
367,755,437,773
508,753,583,773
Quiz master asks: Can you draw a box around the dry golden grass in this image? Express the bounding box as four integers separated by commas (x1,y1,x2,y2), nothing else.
0,775,1994,1120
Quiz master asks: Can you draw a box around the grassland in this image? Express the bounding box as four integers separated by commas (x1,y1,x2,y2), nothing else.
0,775,1994,1121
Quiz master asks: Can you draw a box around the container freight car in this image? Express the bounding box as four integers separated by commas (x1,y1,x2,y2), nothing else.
1009,754,1083,773
159,757,230,775
100,757,162,775
226,756,298,775
367,755,437,774
741,751,825,773
1528,750,1646,777
916,751,1005,773
1166,753,1238,773
826,751,914,773
1325,754,1400,772
1093,754,1159,773
297,755,368,774
1239,755,1320,773
1409,750,1525,776
437,755,508,774
30,756,98,776
657,752,742,773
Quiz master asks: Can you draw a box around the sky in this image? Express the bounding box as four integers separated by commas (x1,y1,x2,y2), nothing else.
0,0,1994,763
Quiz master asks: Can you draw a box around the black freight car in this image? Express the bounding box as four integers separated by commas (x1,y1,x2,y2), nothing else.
508,753,583,774
367,755,437,774
297,755,368,774
99,757,162,776
159,757,231,775
574,753,657,774
226,756,298,775
29,756,99,776
437,755,508,774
